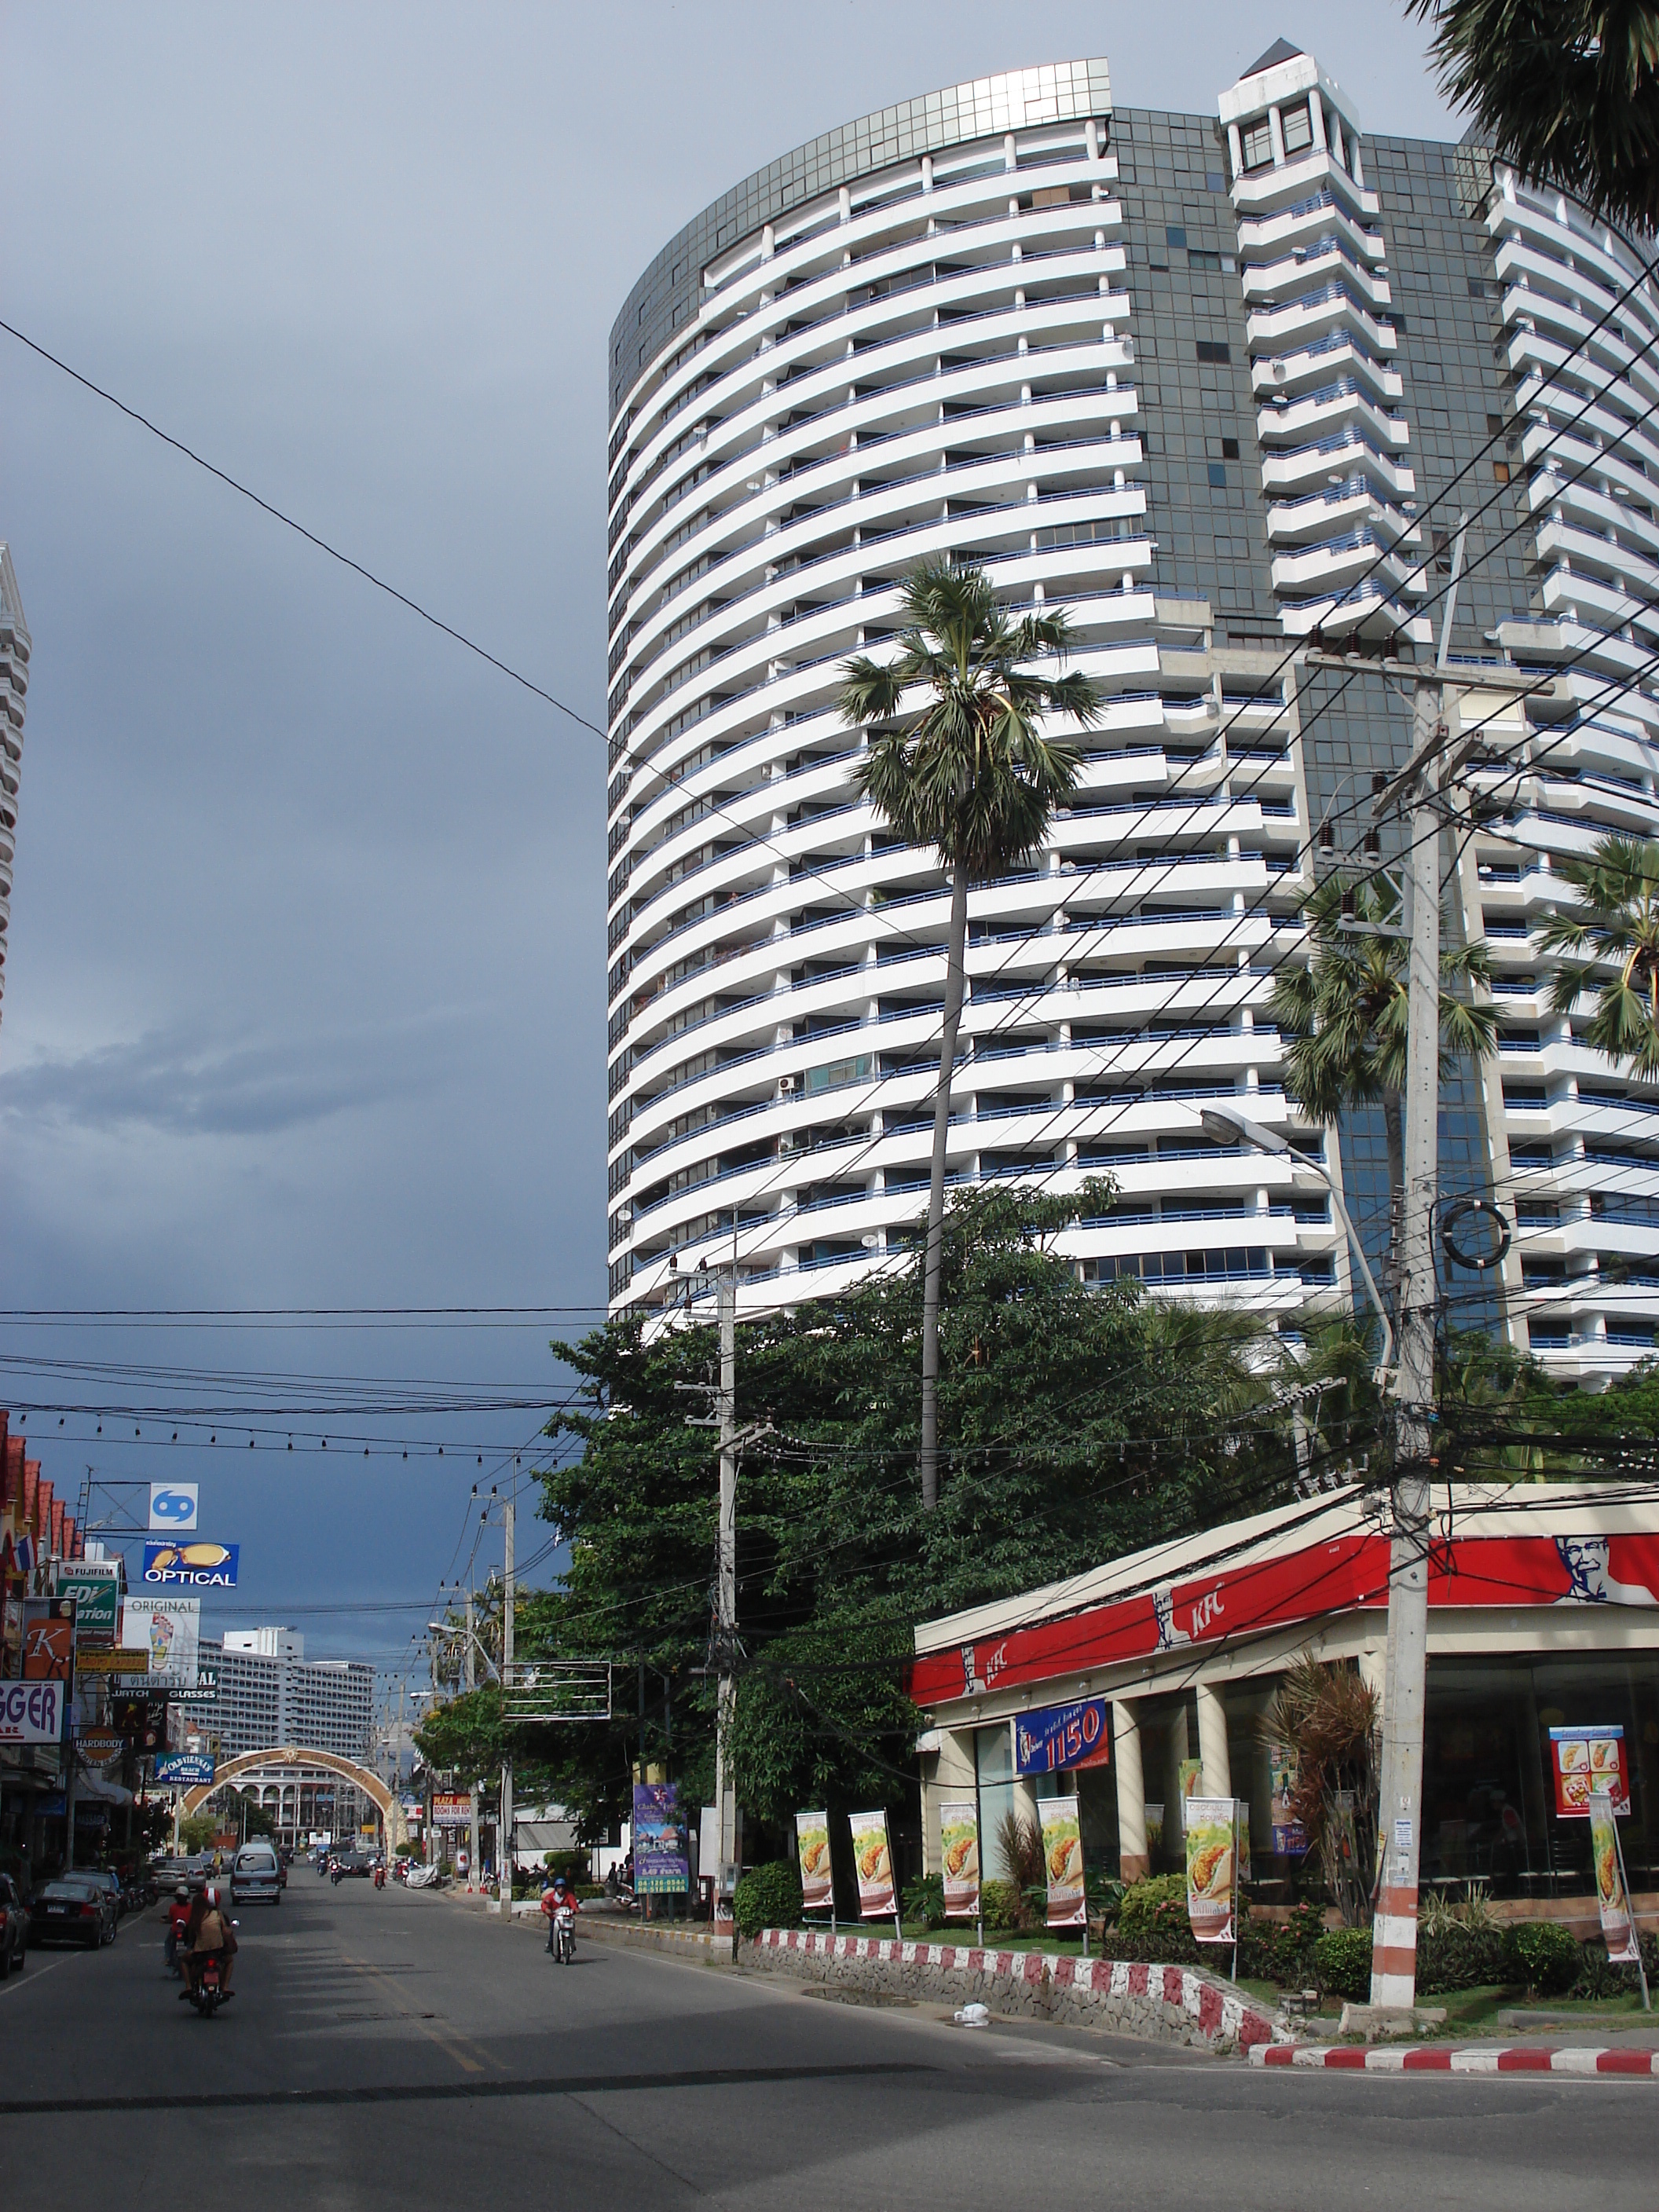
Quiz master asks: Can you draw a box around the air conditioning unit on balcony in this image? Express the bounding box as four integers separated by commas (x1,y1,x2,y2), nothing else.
778,1075,797,1097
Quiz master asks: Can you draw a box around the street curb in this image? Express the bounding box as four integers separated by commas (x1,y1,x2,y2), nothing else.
751,1929,1280,2053
1252,2042,1659,2074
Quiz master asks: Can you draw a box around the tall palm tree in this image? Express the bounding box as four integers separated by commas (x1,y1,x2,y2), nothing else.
1537,832,1659,1076
1269,870,1498,1229
837,560,1101,1510
1404,1,1659,235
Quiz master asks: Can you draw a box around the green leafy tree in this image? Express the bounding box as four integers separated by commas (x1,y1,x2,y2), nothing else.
1404,1,1659,235
1269,870,1497,1219
1537,833,1659,1077
837,560,1102,1510
529,1183,1291,1842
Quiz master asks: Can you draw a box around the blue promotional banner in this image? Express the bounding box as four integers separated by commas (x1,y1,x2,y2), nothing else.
143,1542,240,1590
632,1782,689,1894
154,1752,216,1786
1013,1695,1111,1776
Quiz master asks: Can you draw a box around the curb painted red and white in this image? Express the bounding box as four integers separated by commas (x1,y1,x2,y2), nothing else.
753,1928,1278,2051
1253,2041,1659,2075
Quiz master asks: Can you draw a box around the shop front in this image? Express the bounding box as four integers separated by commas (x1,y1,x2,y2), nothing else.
911,1485,1659,1917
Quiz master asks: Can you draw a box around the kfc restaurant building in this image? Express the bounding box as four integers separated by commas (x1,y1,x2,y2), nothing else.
911,1485,1659,1915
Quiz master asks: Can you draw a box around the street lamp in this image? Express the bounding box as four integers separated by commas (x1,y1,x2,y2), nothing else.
1197,1103,1393,1381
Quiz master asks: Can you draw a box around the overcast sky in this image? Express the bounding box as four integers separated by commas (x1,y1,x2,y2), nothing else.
0,3,1457,1687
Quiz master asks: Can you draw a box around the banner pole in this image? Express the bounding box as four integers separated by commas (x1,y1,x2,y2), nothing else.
1616,1820,1650,2012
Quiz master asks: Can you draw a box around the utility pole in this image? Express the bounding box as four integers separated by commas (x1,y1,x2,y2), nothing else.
713,1267,738,1933
1308,595,1550,2016
465,1586,479,1885
499,1488,515,1920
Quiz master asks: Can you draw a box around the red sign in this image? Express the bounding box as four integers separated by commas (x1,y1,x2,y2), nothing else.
23,1599,75,1684
1550,1725,1630,1818
911,1532,1659,1707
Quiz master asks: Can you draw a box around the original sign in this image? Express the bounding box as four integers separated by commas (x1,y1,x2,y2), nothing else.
119,1595,200,1687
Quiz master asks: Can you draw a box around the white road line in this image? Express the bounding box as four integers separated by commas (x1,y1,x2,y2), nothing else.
0,1950,83,1998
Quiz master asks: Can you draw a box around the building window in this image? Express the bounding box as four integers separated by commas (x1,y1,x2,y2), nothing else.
1494,460,1511,484
1241,118,1274,170
1188,247,1221,271
1166,225,1187,247
1208,462,1229,488
1207,170,1226,192
1196,340,1232,365
1221,437,1240,460
1281,101,1314,156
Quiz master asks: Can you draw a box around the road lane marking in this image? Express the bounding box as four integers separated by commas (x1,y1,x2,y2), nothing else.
0,1951,85,1998
339,1954,493,2075
0,2060,934,2116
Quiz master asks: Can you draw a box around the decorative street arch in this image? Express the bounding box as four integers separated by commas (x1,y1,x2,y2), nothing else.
181,1746,405,1850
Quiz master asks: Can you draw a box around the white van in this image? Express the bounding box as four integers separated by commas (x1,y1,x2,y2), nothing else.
231,1842,282,1906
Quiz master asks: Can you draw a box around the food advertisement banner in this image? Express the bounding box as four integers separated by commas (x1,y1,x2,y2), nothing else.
1013,1696,1111,1776
1039,1794,1086,1928
632,1782,689,1894
143,1541,240,1590
939,1800,980,1921
1177,1757,1203,1831
1185,1796,1238,1945
848,1810,895,1917
119,1595,200,1688
795,1812,833,1912
1589,1791,1639,1962
53,1566,119,1647
1268,1740,1307,1854
0,1679,65,1745
1550,1724,1629,1816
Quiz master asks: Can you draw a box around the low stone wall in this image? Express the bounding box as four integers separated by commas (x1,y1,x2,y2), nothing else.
746,1929,1281,2054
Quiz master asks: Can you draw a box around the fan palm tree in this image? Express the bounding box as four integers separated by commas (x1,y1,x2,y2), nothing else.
837,560,1102,1510
1537,832,1659,1077
1269,871,1499,1230
1404,1,1659,235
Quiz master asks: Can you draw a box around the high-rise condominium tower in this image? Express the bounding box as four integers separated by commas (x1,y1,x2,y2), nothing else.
604,49,1659,1379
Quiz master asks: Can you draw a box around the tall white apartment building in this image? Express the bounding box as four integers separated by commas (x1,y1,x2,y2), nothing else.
207,1628,375,1762
603,50,1659,1378
0,544,31,1032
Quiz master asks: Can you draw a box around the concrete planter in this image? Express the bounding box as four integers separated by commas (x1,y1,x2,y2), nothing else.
747,1928,1282,2054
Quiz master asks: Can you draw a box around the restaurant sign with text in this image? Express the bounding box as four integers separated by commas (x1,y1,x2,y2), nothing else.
1014,1696,1111,1775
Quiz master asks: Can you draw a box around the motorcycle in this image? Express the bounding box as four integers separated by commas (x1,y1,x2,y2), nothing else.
190,1952,227,2017
372,1865,386,1889
550,1905,576,1965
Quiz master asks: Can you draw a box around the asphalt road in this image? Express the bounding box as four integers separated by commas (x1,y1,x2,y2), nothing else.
2,1877,1654,2208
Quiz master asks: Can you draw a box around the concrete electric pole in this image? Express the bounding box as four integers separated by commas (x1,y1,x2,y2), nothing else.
499,1487,515,1920
712,1267,738,1931
465,1586,479,1884
1308,604,1551,2016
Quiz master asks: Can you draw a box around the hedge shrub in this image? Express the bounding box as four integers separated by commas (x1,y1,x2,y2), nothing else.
980,1877,1020,1932
1503,1919,1581,1996
1116,1874,1188,1935
733,1859,803,1939
1416,1924,1509,1993
1314,1926,1375,2000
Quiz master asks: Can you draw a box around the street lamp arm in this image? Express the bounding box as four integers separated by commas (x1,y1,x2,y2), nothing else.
1197,1104,1393,1382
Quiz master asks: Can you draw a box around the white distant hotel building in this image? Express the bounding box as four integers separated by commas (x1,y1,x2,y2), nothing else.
207,1627,375,1763
602,49,1659,1378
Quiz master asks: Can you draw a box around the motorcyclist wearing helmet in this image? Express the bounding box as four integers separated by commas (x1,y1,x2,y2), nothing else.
165,1882,192,1976
180,1883,238,2001
540,1871,579,1952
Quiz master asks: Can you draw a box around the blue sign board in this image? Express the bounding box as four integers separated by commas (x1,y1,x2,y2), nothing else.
1013,1696,1111,1776
632,1782,689,1894
142,1543,239,1589
154,1752,217,1786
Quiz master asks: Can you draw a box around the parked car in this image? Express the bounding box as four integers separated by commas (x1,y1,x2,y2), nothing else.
79,1868,125,1921
230,1842,282,1906
0,1873,27,1976
30,1877,115,1947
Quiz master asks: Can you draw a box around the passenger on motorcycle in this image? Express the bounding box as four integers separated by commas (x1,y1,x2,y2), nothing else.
540,1873,578,1954
181,1884,237,2001
164,1882,192,1976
